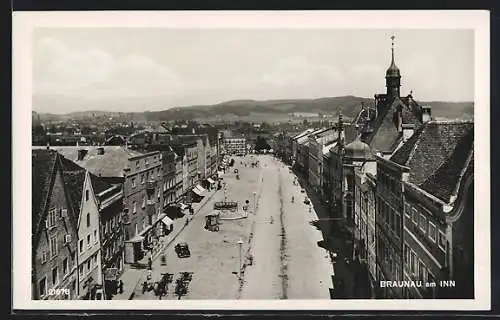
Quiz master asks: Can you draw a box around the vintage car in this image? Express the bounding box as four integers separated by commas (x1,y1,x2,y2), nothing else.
303,198,311,205
175,242,191,258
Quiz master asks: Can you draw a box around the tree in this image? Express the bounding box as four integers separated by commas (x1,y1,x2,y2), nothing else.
254,136,271,151
32,124,46,136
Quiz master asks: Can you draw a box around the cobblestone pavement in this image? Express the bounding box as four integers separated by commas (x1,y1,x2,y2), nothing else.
240,156,332,299
121,155,336,300
131,155,261,300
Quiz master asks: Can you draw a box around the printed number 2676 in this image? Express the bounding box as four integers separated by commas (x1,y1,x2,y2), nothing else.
48,288,70,296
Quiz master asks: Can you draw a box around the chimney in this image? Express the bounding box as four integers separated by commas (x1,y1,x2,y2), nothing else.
97,147,105,155
421,105,432,123
77,149,88,161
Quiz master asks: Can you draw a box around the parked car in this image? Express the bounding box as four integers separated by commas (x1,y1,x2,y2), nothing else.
175,242,191,258
300,189,305,193
304,198,311,205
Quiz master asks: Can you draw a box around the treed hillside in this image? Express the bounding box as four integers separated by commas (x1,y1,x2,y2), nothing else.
34,95,474,122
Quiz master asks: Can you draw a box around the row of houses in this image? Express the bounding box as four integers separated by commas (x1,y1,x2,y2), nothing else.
32,128,222,300
274,42,474,299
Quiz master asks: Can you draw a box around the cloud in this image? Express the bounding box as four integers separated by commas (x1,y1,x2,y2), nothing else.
402,53,440,98
261,56,344,87
33,37,182,97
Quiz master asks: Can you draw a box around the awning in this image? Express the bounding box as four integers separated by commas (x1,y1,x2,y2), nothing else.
207,178,215,184
195,184,206,193
192,188,204,197
161,216,173,228
154,213,167,225
125,235,145,243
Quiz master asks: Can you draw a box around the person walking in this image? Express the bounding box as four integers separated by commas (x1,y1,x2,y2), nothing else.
148,257,153,271
118,280,124,294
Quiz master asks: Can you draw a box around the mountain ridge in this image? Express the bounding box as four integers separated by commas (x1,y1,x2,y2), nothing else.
33,95,474,122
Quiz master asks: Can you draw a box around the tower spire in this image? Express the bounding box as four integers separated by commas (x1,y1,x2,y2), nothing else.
391,35,395,65
386,34,401,100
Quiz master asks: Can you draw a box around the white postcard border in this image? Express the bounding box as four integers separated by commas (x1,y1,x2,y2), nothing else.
12,10,490,311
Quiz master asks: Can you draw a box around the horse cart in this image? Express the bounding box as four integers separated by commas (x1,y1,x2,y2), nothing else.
174,272,194,300
204,212,220,232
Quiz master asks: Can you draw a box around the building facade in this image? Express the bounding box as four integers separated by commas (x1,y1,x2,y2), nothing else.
95,181,124,300
122,151,164,264
223,137,246,155
32,150,79,300
58,157,104,300
381,121,474,299
308,127,337,194
162,148,177,206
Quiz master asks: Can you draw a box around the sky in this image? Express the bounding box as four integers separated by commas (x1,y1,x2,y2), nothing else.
32,28,474,113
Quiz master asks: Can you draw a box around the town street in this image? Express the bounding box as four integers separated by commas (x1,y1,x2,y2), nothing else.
131,154,333,300
241,156,333,299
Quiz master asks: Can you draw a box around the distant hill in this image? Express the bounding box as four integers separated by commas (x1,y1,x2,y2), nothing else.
34,95,474,123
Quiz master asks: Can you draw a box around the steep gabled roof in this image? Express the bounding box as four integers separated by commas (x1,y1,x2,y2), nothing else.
419,130,474,202
401,96,423,125
390,121,474,186
32,149,58,235
366,98,404,153
59,155,87,218
364,96,424,154
89,172,116,196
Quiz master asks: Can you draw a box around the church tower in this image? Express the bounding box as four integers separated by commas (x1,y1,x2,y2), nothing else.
385,35,401,100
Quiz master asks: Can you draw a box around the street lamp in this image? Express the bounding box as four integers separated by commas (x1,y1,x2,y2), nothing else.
237,239,244,281
252,191,257,212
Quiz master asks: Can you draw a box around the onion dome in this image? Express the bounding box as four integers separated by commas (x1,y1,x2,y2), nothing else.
344,136,371,160
386,35,401,78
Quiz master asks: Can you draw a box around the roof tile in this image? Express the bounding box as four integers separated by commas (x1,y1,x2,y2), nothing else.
419,129,474,202
32,149,58,234
59,155,86,217
33,146,141,178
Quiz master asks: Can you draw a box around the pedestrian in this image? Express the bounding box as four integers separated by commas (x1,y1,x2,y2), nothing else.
118,280,124,294
148,257,152,270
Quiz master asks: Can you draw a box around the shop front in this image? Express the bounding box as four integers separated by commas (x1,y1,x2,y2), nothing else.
124,236,145,264
202,177,216,190
191,185,205,202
